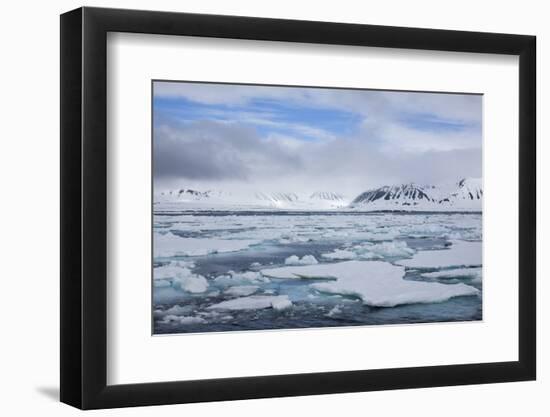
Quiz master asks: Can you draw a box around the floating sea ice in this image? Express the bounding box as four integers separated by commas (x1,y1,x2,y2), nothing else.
399,223,449,237
153,280,171,288
421,267,482,280
160,315,207,325
207,295,293,311
154,260,195,280
170,222,246,232
354,241,415,258
224,285,260,297
214,270,270,287
173,274,209,293
271,297,293,311
360,230,400,241
153,260,209,293
321,249,357,260
278,234,310,244
162,304,192,316
285,254,319,265
154,232,259,257
231,270,269,282
396,240,482,268
261,264,339,279
262,261,479,307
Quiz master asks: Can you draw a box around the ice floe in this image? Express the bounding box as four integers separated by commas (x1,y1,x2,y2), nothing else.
322,241,414,261
153,280,171,288
396,240,481,268
173,274,209,293
353,241,415,258
360,230,399,241
214,270,270,287
285,255,319,265
162,304,192,316
153,261,210,293
207,295,293,311
421,267,482,280
160,315,207,325
154,232,259,257
224,285,260,297
153,260,195,279
262,261,478,307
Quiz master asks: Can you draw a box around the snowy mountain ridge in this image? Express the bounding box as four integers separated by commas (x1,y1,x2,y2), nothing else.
349,178,482,211
155,178,482,211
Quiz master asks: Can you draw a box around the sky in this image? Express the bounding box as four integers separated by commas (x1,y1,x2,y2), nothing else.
153,81,482,196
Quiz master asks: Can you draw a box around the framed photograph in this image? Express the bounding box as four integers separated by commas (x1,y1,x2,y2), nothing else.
60,6,536,409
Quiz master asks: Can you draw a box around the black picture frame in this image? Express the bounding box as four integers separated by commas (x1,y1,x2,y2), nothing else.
60,6,536,410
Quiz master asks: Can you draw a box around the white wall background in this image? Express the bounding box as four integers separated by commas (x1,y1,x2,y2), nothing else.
0,0,545,415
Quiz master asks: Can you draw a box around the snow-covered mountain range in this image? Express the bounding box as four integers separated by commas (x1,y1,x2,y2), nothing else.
155,178,482,212
349,178,482,211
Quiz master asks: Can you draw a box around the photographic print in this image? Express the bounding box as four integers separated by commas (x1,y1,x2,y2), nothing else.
152,81,482,335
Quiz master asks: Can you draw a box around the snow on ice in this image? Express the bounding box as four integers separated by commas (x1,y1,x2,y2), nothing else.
224,285,260,297
284,255,319,265
207,295,293,311
154,232,260,257
262,261,479,307
397,240,482,268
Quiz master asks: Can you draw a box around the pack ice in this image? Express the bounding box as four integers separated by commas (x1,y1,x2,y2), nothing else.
261,261,479,307
154,232,259,257
396,240,481,268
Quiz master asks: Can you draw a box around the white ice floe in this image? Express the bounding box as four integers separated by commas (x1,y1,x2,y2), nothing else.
285,254,319,265
321,241,414,262
207,295,293,311
162,304,192,316
262,261,478,307
261,263,339,279
224,285,260,297
154,260,195,279
214,270,270,287
360,230,400,241
354,241,415,258
153,261,208,293
399,223,449,237
322,249,357,260
154,232,259,257
173,274,209,293
396,240,481,268
421,267,482,280
153,261,209,293
272,297,293,311
160,315,207,325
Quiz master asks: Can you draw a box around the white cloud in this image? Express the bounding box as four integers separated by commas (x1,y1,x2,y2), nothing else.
153,82,482,194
